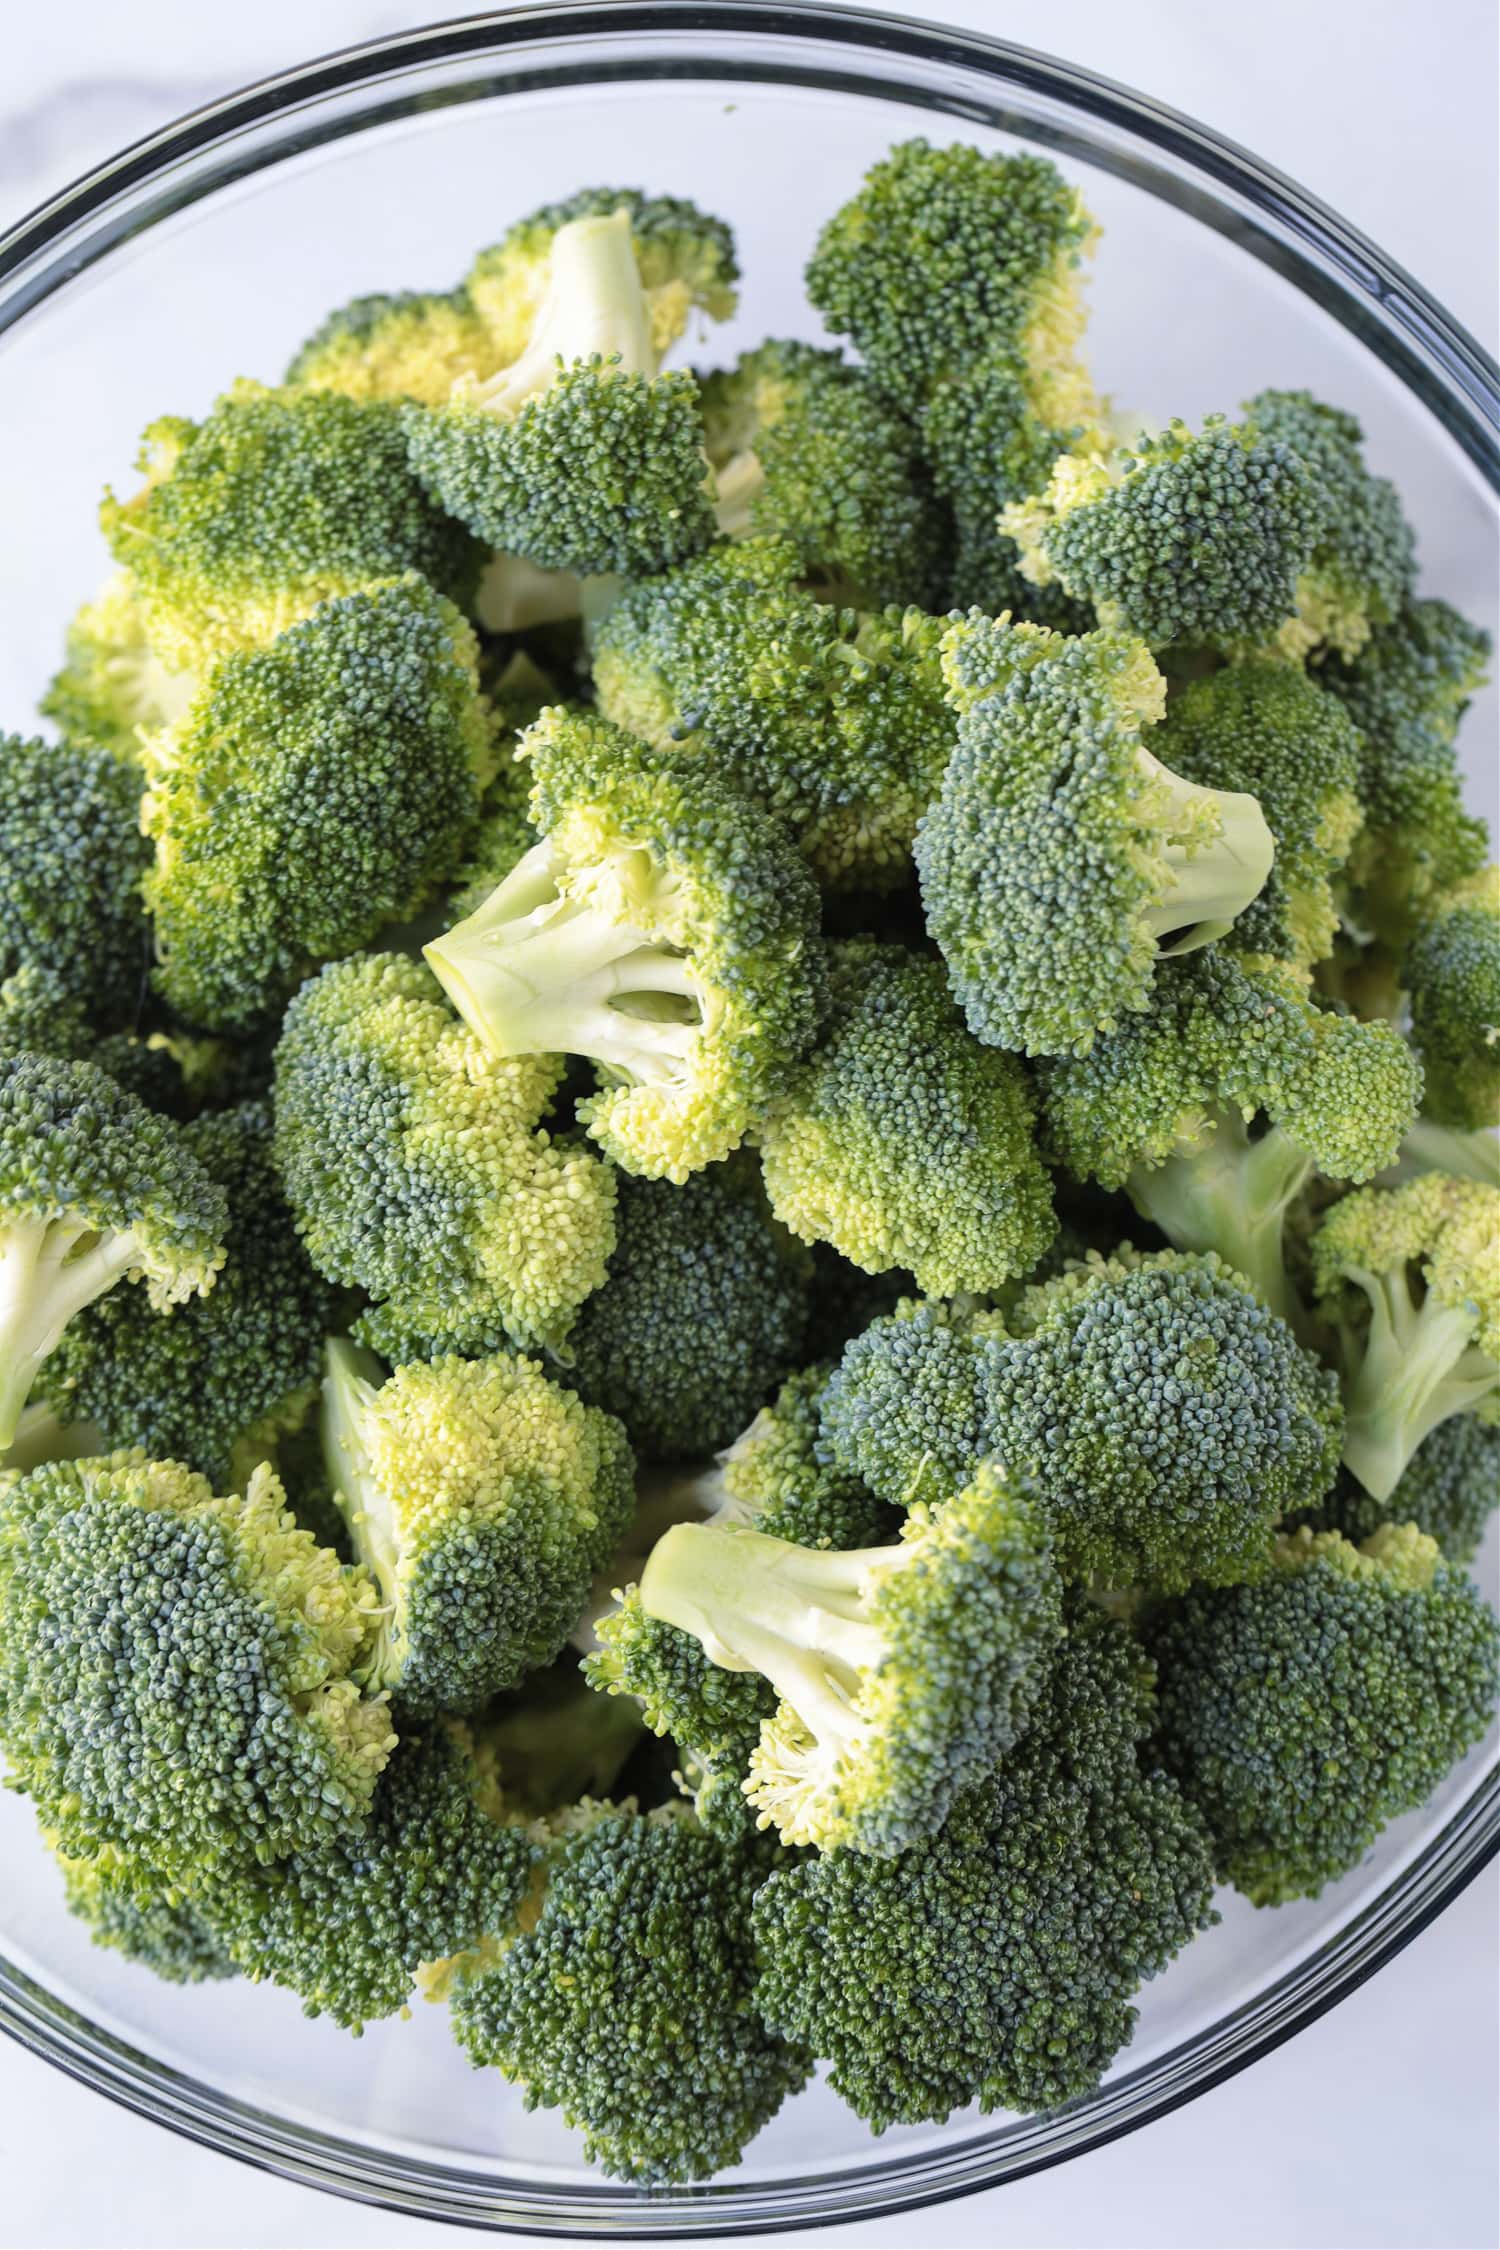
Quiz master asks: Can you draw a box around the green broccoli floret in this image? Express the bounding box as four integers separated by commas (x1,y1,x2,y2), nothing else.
40,571,199,761
1403,866,1499,1131
423,708,824,1181
566,1159,811,1461
817,1294,1006,1511
319,1338,635,1713
469,1658,646,1817
589,537,955,892
0,1453,394,1879
753,1600,1215,2128
48,1837,237,1985
638,1463,1062,1855
988,1248,1343,1589
1301,1417,1500,1567
101,380,482,669
1148,1523,1500,1904
915,618,1275,1056
760,941,1056,1297
1308,1173,1500,1502
449,1802,808,2185
1154,661,1365,970
0,1054,228,1447
705,1364,899,1552
36,1102,336,1486
1000,415,1323,647
0,966,193,1118
285,287,495,404
274,949,616,1354
701,339,945,607
141,575,492,1034
0,731,151,1027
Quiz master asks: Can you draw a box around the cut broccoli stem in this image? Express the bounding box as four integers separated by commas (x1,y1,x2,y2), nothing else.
1137,753,1276,953
1391,1121,1500,1190
320,1337,405,1685
713,451,765,537
0,1221,141,1446
473,211,656,415
1338,1275,1499,1502
1128,1116,1313,1326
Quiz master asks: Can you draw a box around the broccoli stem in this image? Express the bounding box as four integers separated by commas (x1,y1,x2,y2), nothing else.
475,211,656,416
320,1337,405,1684
713,451,765,538
1339,1273,1499,1501
1138,755,1275,953
1391,1120,1500,1190
1128,1115,1313,1326
0,1220,139,1447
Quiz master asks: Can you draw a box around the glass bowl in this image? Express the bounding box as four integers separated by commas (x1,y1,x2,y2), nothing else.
0,3,1495,2233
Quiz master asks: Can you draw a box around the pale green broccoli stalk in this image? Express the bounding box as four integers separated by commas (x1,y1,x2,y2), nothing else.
759,941,1056,1296
1309,1173,1500,1502
285,287,496,404
1383,1118,1500,1191
0,1398,102,1478
638,1463,1062,1855
1403,866,1499,1131
273,952,616,1354
1301,1417,1500,1568
817,1294,1007,1511
40,571,199,761
423,709,824,1182
0,731,152,1028
915,618,1274,1056
47,1836,237,1985
101,380,482,669
1148,1524,1500,1904
467,1659,646,1817
319,1338,635,1714
0,1054,228,1447
0,1453,394,1880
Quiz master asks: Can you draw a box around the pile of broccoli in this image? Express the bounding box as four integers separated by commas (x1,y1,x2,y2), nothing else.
0,138,1495,2190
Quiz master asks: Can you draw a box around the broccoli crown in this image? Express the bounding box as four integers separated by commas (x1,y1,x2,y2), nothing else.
41,571,199,762
450,1804,808,2185
1148,1524,1500,1904
101,381,481,667
38,1102,337,1487
566,1159,811,1461
640,1465,1063,1855
0,966,193,1120
818,1294,1006,1510
0,731,151,1027
273,952,616,1353
1308,1173,1500,1502
752,1600,1216,2128
760,941,1057,1297
1303,1416,1500,1568
1404,865,1500,1132
50,1837,237,1985
320,1339,636,1713
701,338,946,608
142,575,491,1035
1156,661,1365,970
423,708,825,1181
1242,389,1415,661
0,1454,394,1879
915,617,1274,1055
713,1364,900,1551
585,1583,776,1819
989,1248,1343,1589
285,287,495,405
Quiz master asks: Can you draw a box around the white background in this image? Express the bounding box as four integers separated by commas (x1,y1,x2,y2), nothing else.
1,4,1497,2245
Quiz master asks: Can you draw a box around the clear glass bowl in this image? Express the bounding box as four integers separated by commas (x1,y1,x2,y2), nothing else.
0,4,1495,2233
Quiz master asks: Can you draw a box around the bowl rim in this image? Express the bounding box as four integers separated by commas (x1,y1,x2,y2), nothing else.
0,2,1494,2233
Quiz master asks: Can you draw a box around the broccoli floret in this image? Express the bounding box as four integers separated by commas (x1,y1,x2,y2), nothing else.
141,575,491,1034
274,950,615,1354
423,708,824,1181
36,1102,336,1486
0,1453,394,1880
1148,1524,1500,1904
706,1364,899,1552
449,1802,808,2185
319,1338,635,1713
0,966,192,1118
753,1600,1215,2128
817,1294,1006,1511
1302,1417,1500,1567
638,1464,1062,1855
988,1249,1342,1590
102,381,481,669
469,1658,646,1817
49,1837,237,1984
0,731,151,1027
915,618,1274,1056
1403,866,1499,1131
40,571,199,761
1309,1173,1500,1502
285,287,495,404
566,1160,811,1461
760,941,1056,1297
0,1054,227,1446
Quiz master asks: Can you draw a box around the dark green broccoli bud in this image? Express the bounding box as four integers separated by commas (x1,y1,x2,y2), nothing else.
0,966,190,1118
989,1249,1343,1589
638,1464,1062,1855
449,1803,809,2185
273,952,616,1353
708,1365,900,1552
915,618,1274,1056
1148,1524,1500,1904
36,1102,337,1487
753,1600,1216,2127
1403,867,1499,1131
423,709,824,1181
41,571,200,761
0,1453,394,1879
285,287,495,404
142,575,492,1035
760,941,1056,1297
1155,661,1365,970
0,1053,228,1446
801,1242,914,1367
0,731,151,1027
48,1837,237,1985
468,1658,646,1817
1309,1173,1500,1502
818,1294,1007,1510
101,380,482,669
566,1159,811,1461
1300,1417,1500,1567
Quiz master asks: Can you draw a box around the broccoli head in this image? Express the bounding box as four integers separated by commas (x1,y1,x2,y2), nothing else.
1403,866,1499,1132
1301,1416,1500,1568
41,571,199,761
0,731,151,1028
48,1836,237,1985
703,1363,899,1552
285,287,495,405
817,1293,1007,1511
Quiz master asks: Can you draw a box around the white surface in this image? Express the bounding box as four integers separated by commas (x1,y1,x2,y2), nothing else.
1,3,1497,2245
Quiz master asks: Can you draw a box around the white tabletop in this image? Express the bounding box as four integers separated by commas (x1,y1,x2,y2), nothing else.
1,3,1496,2244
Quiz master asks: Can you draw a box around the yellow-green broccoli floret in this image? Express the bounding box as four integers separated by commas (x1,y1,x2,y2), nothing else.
285,287,496,404
706,1364,899,1552
47,1836,237,1985
1301,1416,1500,1568
1403,866,1499,1132
0,731,152,1029
40,571,199,761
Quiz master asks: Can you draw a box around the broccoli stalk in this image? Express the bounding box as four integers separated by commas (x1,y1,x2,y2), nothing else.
469,211,656,413
1134,747,1277,953
0,1224,149,1447
1328,1260,1497,1502
1127,1112,1315,1326
321,1337,407,1687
